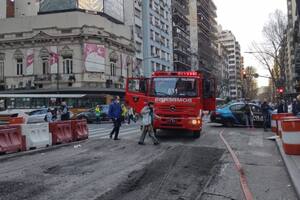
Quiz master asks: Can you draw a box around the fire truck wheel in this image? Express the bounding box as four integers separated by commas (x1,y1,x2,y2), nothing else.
193,130,201,139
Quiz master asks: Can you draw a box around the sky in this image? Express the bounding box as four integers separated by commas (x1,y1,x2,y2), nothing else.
214,0,287,87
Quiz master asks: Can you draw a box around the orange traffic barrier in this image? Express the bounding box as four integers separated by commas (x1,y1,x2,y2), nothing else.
0,126,24,154
49,121,73,145
9,117,25,125
277,116,299,138
271,113,293,135
282,119,300,155
71,119,89,141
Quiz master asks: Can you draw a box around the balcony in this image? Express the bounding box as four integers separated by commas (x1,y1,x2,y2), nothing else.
173,9,189,24
173,0,189,15
34,74,52,84
173,46,191,57
173,31,190,46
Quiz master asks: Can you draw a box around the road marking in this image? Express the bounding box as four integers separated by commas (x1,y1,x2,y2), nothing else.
88,127,140,138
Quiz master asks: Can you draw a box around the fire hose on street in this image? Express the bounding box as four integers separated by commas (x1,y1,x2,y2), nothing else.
219,130,254,200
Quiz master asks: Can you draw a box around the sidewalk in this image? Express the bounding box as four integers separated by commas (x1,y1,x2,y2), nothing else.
275,137,300,199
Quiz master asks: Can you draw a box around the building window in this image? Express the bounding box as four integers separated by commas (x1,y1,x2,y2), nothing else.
63,56,73,74
16,58,23,75
42,58,49,74
110,61,116,76
0,60,4,80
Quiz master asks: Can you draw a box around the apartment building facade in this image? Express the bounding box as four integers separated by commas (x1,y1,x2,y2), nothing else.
142,0,173,77
172,0,191,71
218,29,242,99
189,0,218,74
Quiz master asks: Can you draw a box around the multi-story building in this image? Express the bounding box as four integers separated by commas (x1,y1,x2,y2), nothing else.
142,0,173,77
189,0,218,74
218,28,242,99
0,0,135,98
217,42,229,98
172,0,191,71
286,0,299,93
124,0,144,77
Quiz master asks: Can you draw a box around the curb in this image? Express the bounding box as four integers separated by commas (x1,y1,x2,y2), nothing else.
275,138,300,199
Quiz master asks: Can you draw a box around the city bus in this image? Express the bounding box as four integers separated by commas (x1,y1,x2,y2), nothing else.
0,93,113,113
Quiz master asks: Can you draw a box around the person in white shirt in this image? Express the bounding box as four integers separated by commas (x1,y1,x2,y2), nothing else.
138,102,159,145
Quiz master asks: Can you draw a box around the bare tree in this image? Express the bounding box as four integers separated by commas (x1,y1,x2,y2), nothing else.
250,10,287,89
243,66,258,99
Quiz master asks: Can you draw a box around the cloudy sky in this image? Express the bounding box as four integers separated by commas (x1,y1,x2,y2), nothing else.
214,0,287,87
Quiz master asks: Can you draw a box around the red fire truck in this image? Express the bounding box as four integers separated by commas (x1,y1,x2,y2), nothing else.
125,71,216,138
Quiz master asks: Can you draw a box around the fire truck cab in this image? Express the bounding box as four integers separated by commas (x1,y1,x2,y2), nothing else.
125,71,216,138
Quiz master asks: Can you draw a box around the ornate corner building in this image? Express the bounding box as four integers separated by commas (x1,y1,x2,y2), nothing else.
0,0,135,97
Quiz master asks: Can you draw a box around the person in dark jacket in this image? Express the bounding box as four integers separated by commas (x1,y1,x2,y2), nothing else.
292,98,298,116
108,96,122,140
261,99,270,131
277,100,288,113
243,102,253,128
60,101,70,121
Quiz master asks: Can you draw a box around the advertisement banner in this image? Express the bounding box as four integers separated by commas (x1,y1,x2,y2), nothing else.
84,43,106,72
104,0,124,22
26,49,34,75
78,0,103,12
49,46,58,74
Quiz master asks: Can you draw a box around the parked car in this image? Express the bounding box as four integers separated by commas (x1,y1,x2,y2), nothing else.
26,108,73,123
76,105,110,123
27,108,49,123
210,102,272,127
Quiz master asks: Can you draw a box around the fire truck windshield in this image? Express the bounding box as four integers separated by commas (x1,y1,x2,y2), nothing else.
150,77,198,97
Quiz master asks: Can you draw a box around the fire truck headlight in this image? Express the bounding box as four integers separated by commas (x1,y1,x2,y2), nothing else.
192,119,197,125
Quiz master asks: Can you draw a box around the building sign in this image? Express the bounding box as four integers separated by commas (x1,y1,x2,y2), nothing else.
78,0,103,12
84,43,106,72
26,49,34,75
103,0,124,22
49,46,58,74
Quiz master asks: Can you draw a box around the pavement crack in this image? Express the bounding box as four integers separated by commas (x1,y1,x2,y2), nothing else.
201,191,238,200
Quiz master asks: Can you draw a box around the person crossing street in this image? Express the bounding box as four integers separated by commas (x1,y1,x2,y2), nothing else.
261,99,271,131
95,105,101,124
108,96,122,140
138,102,159,145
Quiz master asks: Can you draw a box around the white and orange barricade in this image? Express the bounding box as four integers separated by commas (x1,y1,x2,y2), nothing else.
281,119,300,155
271,113,293,135
278,116,299,138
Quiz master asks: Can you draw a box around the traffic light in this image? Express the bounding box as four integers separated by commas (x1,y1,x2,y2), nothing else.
277,87,284,94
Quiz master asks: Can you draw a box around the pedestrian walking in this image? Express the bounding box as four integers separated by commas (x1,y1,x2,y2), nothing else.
138,102,159,145
243,102,254,128
95,105,101,124
60,101,70,121
261,99,270,131
127,106,136,124
108,96,122,140
121,104,128,123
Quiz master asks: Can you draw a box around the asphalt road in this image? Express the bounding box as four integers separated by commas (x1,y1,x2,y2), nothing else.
0,120,297,200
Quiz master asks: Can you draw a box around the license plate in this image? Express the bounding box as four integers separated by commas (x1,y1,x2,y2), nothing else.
168,119,176,124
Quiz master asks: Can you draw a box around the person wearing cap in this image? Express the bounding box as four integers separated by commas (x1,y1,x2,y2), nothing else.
138,102,159,145
108,96,122,140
